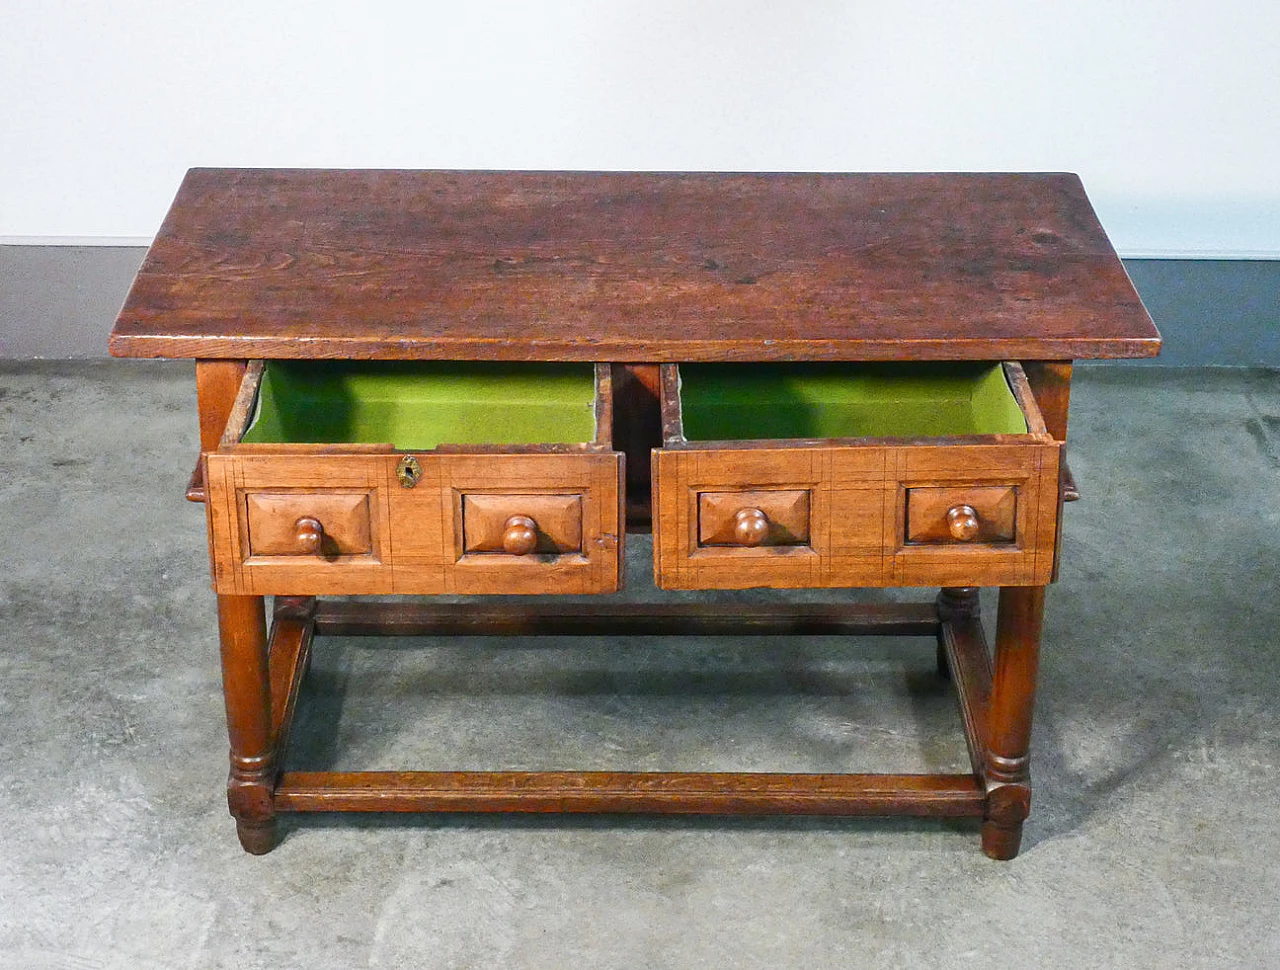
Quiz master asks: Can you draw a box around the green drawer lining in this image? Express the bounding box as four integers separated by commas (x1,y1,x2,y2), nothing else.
241,362,600,449
241,361,1028,449
678,363,1028,440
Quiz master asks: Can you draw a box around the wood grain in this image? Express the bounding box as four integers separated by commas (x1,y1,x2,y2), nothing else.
982,586,1045,860
215,594,276,854
195,359,246,450
938,612,994,777
906,486,1017,544
698,489,811,546
273,770,985,817
206,453,392,595
185,460,207,504
188,358,248,503
141,173,1109,858
267,611,314,770
312,599,942,638
1023,361,1077,582
592,362,614,448
1021,361,1073,441
885,444,1059,588
202,361,625,595
245,491,372,557
217,360,264,448
206,450,623,596
110,170,1160,362
652,364,1061,590
427,452,623,595
462,493,583,554
612,364,662,528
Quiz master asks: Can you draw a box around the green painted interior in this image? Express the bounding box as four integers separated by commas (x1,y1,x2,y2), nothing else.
679,363,1028,440
241,361,599,448
241,360,1025,449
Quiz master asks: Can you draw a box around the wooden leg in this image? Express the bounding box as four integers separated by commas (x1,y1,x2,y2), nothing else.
981,585,1045,860
216,594,278,854
1020,361,1073,442
195,360,248,449
195,361,276,851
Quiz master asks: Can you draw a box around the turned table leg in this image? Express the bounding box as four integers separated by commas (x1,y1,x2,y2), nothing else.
982,585,1045,860
216,593,277,854
195,360,278,852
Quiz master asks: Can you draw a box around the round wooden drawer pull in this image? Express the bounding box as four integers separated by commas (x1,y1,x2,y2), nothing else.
502,515,539,555
946,504,981,542
294,516,325,554
732,507,770,546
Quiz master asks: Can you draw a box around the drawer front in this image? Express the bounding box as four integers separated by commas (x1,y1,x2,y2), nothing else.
652,442,1060,590
206,451,622,595
905,485,1015,545
425,453,622,596
245,491,374,556
698,489,811,547
462,493,583,554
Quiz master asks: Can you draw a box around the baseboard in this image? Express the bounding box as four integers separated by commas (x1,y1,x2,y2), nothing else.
2,245,1277,365
1119,260,1280,366
0,245,147,359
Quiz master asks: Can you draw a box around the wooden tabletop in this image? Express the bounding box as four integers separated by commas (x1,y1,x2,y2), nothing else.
109,169,1159,362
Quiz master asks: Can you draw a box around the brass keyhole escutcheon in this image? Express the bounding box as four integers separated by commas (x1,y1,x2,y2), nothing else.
396,455,423,488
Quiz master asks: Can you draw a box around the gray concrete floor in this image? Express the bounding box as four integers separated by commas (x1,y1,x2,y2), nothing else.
1,361,1278,969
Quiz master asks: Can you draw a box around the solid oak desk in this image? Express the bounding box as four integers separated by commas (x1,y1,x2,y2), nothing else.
110,170,1160,859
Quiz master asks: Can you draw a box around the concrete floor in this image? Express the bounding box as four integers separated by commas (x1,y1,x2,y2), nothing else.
1,360,1278,969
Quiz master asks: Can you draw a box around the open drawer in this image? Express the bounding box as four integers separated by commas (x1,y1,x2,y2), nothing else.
205,361,623,596
651,362,1061,590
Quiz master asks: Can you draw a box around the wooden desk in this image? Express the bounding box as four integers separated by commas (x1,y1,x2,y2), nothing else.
110,170,1160,859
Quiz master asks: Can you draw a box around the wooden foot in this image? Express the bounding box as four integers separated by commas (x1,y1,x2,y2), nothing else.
981,779,1031,860
981,818,1023,860
236,817,278,855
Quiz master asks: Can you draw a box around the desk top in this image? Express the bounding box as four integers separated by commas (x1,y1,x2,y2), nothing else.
109,169,1159,362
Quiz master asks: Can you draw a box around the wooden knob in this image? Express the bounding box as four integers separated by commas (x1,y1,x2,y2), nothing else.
732,507,770,546
502,515,539,555
294,516,324,554
946,504,980,542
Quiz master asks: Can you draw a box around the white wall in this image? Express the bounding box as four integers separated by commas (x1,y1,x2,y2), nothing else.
3,0,1278,256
